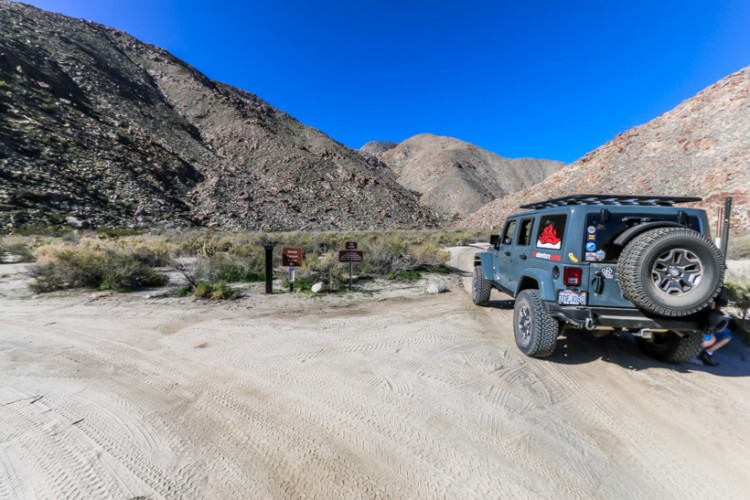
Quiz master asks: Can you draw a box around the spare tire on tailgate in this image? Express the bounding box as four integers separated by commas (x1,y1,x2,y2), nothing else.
616,227,724,317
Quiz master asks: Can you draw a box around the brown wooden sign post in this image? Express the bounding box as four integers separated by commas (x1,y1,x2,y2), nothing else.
339,246,364,290
282,247,303,292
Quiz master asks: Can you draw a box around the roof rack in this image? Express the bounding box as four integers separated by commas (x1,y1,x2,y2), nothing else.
520,194,702,210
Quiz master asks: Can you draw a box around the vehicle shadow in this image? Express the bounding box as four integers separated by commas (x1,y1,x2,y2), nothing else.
548,329,750,377
476,286,749,376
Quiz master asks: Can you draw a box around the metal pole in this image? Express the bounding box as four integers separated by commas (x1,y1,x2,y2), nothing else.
264,244,274,294
720,197,732,264
349,262,353,291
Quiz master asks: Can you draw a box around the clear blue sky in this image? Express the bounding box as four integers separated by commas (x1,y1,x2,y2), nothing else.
17,0,750,163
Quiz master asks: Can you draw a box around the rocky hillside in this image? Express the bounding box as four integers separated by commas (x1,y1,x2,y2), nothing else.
0,1,434,231
462,65,750,233
369,134,564,219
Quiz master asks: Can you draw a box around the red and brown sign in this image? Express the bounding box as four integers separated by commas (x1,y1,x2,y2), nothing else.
345,241,358,250
282,247,303,267
339,250,364,263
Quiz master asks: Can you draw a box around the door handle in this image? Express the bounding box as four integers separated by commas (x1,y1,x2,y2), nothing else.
519,254,527,260
504,251,511,256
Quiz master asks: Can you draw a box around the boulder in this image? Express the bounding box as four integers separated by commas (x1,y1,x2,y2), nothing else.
426,282,448,294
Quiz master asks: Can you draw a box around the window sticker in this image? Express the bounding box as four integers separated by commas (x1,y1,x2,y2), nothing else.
536,215,565,250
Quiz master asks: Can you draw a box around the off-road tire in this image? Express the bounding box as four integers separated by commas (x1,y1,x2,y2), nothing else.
636,331,703,363
472,265,491,306
616,227,723,317
513,289,559,358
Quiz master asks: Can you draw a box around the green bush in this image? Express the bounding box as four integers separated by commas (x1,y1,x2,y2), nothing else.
193,281,239,300
387,269,423,281
29,248,167,293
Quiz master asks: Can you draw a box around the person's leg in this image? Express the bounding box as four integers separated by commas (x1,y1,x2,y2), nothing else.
707,327,732,354
700,327,733,365
707,337,730,353
702,333,715,349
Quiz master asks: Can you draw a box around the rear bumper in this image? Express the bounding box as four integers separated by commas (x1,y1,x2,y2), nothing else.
544,303,706,332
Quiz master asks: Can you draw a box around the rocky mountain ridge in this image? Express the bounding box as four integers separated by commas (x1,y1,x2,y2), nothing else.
370,134,563,219
0,0,433,231
462,65,750,234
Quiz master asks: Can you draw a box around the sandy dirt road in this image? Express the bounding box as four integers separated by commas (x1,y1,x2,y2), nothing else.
1,248,749,499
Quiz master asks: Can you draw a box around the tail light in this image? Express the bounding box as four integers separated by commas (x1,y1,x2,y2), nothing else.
564,266,582,286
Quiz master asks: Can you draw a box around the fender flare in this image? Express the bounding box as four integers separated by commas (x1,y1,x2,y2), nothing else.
516,268,555,302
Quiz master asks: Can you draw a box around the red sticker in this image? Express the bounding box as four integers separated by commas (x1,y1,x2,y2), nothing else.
537,224,561,249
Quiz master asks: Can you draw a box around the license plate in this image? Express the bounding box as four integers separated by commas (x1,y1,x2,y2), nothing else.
558,290,587,305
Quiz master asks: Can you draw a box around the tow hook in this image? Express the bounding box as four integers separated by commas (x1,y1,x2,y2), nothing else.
584,316,597,331
632,329,654,340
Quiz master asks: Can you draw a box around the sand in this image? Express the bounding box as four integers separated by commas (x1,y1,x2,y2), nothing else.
1,248,749,498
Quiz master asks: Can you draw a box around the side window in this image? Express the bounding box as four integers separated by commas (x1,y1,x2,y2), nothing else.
502,220,517,245
536,214,566,250
518,218,535,246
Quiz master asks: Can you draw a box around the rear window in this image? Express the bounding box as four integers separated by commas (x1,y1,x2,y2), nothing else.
583,212,702,263
536,214,566,250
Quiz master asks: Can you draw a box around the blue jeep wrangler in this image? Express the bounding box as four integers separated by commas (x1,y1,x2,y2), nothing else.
473,195,725,363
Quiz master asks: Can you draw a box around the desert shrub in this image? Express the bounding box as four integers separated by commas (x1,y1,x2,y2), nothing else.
64,234,177,267
290,250,348,292
181,232,239,257
97,252,169,291
192,253,265,283
0,239,35,262
728,233,750,260
410,242,451,268
29,247,167,293
724,281,750,318
361,234,411,276
362,234,450,277
193,281,239,300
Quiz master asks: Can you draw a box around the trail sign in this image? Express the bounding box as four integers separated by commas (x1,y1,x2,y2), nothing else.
339,250,364,263
282,247,303,267
345,241,358,250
